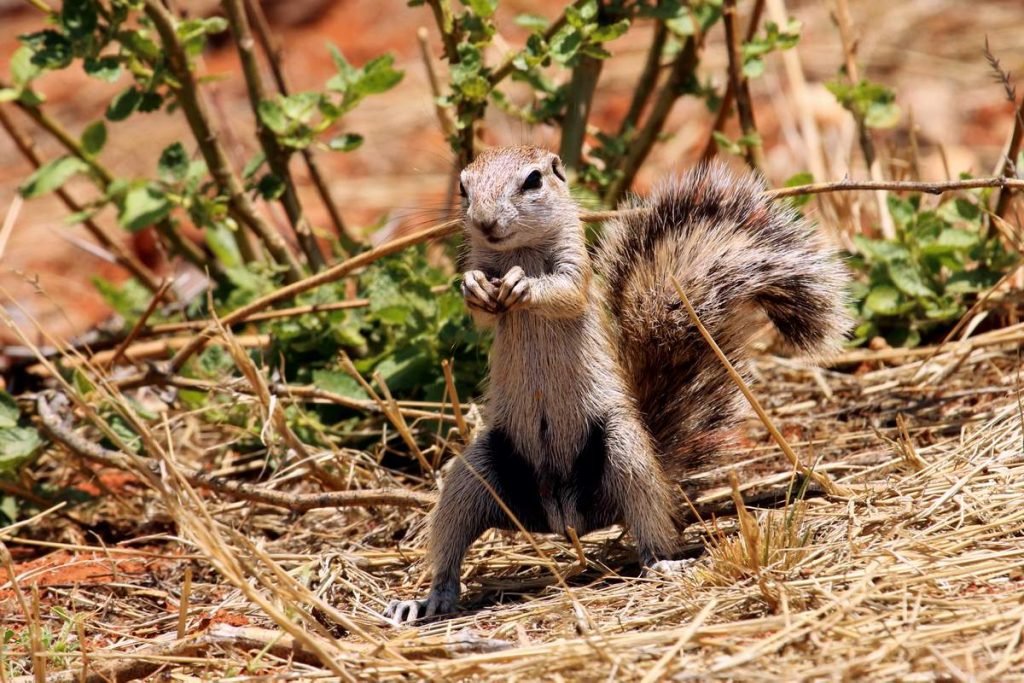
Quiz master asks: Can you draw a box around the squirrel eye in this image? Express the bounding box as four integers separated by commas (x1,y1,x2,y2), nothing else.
459,181,468,199
521,169,543,192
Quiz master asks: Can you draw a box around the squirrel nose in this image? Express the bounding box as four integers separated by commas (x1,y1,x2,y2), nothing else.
477,220,497,236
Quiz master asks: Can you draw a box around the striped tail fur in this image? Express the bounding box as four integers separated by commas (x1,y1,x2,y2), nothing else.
596,162,850,483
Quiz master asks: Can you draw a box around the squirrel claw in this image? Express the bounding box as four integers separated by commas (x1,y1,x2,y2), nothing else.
384,592,457,625
496,266,530,309
462,270,499,313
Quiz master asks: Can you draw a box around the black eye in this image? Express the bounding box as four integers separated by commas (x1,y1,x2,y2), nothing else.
521,170,542,192
459,181,468,199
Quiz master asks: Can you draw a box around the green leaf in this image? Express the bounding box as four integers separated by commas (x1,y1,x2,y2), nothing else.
106,87,142,121
138,91,164,113
158,142,189,182
118,183,171,232
281,92,322,122
19,156,88,199
865,101,901,129
0,426,43,474
0,391,19,429
0,88,18,103
864,285,902,316
464,0,497,18
887,262,935,298
84,56,122,82
258,99,289,134
591,19,630,43
946,269,1000,294
256,173,286,200
312,369,368,400
328,133,364,152
60,0,98,38
81,121,107,156
742,57,765,79
352,55,404,97
938,227,980,250
242,152,267,179
93,276,152,321
21,30,73,70
204,222,243,269
11,45,41,87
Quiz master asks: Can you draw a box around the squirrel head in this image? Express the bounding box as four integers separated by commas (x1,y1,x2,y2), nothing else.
459,146,576,251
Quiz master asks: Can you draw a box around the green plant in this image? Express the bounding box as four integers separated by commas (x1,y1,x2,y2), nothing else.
847,190,1016,347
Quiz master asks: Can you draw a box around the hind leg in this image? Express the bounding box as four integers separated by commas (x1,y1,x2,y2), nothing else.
602,412,680,565
385,429,544,623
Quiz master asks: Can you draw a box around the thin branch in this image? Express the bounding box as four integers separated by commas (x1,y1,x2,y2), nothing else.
1,88,211,271
242,0,359,256
107,279,172,366
418,26,455,138
617,21,668,139
222,0,326,271
833,0,894,238
670,278,851,498
722,0,764,169
422,0,474,165
115,174,1023,378
605,33,703,205
560,55,603,173
143,0,304,282
984,38,1024,220
488,1,585,86
700,0,766,161
0,105,164,292
162,217,463,375
762,175,1024,200
36,392,435,510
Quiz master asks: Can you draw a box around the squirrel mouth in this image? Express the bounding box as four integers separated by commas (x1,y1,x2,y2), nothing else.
484,233,507,244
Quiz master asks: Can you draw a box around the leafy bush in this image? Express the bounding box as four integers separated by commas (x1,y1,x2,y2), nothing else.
847,190,1017,347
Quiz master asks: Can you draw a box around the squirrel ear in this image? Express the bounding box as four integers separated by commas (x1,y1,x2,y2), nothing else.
551,156,566,182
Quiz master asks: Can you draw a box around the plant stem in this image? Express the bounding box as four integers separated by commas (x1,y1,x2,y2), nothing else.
2,84,212,272
604,34,702,205
722,0,764,169
833,0,894,238
488,2,581,86
163,217,463,374
560,55,603,173
423,0,474,166
243,0,359,254
222,0,326,271
0,105,164,293
143,0,304,282
700,0,766,161
994,99,1024,219
617,21,667,139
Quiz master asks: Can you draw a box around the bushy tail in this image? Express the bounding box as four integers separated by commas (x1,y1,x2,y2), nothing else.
596,162,850,482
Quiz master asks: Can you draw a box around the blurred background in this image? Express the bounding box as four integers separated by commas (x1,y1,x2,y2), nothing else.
1,0,1022,345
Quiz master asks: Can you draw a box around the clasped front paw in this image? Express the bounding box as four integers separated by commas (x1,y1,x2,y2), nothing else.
461,270,499,314
495,265,530,310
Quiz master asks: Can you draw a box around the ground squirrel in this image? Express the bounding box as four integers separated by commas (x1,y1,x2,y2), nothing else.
385,145,850,623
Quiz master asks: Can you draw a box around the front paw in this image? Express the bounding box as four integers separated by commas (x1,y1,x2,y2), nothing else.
461,270,499,314
495,266,530,310
384,589,458,625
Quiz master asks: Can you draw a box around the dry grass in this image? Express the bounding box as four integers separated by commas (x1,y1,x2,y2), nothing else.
1,311,1023,681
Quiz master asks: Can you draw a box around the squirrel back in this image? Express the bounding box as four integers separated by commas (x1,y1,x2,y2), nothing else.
596,162,850,483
